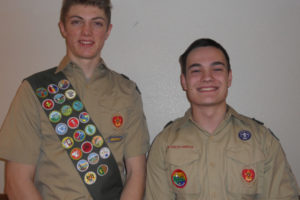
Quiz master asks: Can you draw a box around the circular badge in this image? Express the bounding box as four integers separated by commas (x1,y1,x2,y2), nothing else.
171,169,187,188
73,130,86,142
97,164,109,176
112,115,123,128
55,123,68,135
85,124,96,136
72,100,84,112
92,136,104,148
65,89,76,100
62,137,74,149
79,112,90,123
53,93,66,104
42,99,54,110
48,84,59,94
238,130,252,141
242,169,255,183
77,159,89,172
81,141,93,154
36,87,48,98
61,105,72,116
87,152,100,165
67,117,80,129
70,148,83,160
49,111,62,123
84,171,97,185
99,147,110,159
58,79,70,90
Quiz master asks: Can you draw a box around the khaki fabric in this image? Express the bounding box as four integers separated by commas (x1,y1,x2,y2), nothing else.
0,57,150,199
145,106,299,200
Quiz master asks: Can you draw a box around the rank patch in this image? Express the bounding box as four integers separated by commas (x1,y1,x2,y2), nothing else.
112,115,123,128
92,136,104,148
55,123,68,135
70,148,82,160
171,169,187,188
84,171,97,185
239,130,252,141
58,79,70,90
242,169,255,183
99,147,110,159
49,111,62,123
73,130,86,142
42,99,54,110
97,164,108,176
88,152,100,165
67,117,80,129
48,84,59,94
77,159,89,172
36,87,48,98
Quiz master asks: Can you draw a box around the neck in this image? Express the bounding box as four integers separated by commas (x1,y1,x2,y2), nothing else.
69,56,101,79
191,103,227,134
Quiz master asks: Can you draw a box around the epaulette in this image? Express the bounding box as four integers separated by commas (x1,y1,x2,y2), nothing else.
268,128,279,141
252,118,264,125
164,121,173,129
121,74,130,80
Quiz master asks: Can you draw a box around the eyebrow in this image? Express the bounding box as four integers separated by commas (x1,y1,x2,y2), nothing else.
187,61,226,70
68,15,106,21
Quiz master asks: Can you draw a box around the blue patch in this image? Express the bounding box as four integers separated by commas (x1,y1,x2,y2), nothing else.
238,130,252,141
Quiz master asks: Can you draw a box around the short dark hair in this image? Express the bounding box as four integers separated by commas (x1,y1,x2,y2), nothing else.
179,38,231,75
60,0,112,26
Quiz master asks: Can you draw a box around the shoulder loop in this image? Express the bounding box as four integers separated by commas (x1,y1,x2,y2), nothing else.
164,121,173,129
121,74,130,80
135,86,141,95
252,118,264,125
268,128,279,141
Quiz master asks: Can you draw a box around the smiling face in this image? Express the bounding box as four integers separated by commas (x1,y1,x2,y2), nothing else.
59,4,112,64
181,46,232,109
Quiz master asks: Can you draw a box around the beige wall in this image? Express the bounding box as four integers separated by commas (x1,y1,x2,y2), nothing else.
1,0,300,192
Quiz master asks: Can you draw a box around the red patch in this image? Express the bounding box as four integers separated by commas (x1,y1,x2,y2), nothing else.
112,115,123,128
242,169,255,183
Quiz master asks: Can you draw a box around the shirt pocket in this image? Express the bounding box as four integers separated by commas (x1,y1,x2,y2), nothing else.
225,146,265,196
166,148,201,195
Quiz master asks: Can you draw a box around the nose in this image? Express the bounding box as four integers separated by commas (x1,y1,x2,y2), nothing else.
202,70,213,82
82,23,92,36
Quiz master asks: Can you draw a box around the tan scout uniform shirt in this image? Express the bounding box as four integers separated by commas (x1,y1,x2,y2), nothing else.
146,106,299,200
0,58,150,199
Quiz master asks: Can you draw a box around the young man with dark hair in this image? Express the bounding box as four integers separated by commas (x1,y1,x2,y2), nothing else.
145,38,299,200
0,0,149,199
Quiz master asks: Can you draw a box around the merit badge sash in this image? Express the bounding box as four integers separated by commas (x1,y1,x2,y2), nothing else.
26,67,123,200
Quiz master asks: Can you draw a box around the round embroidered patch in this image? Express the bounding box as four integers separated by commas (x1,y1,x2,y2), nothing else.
42,99,54,110
87,152,100,165
49,111,62,123
171,169,187,188
72,100,83,112
36,87,48,98
81,141,93,154
85,124,96,136
112,115,123,128
65,89,76,100
67,117,80,129
79,112,90,123
242,169,255,183
73,130,86,142
77,159,89,172
48,84,59,94
97,164,109,176
99,147,110,159
55,123,68,135
238,130,252,141
61,105,72,116
53,93,66,104
62,137,74,149
70,148,82,160
58,79,70,90
84,171,97,185
92,136,104,148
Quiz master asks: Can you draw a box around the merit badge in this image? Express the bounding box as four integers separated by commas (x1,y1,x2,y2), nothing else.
72,100,83,112
61,105,72,116
42,99,54,110
55,123,68,135
67,117,80,129
99,147,110,159
62,137,74,149
49,111,62,123
108,136,123,143
242,169,255,183
81,141,93,154
112,115,123,128
171,169,187,188
58,79,70,90
85,124,96,136
73,130,86,142
97,164,108,176
87,152,100,165
79,112,90,123
53,93,66,104
65,89,76,100
70,148,83,160
84,171,97,185
92,136,104,148
77,159,89,172
239,130,252,141
48,84,59,94
36,87,48,98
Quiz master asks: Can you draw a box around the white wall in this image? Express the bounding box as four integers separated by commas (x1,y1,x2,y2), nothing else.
1,0,300,192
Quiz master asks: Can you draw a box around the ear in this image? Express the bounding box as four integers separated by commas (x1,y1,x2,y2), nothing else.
105,24,113,40
58,21,67,38
180,74,188,91
228,70,232,88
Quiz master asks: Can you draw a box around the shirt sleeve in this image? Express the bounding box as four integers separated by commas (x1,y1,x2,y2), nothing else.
0,80,41,164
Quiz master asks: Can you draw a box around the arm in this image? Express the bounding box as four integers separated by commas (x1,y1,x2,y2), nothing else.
120,154,146,200
5,161,42,200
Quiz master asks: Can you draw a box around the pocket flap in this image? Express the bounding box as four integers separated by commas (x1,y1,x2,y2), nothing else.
166,147,200,166
226,146,265,165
